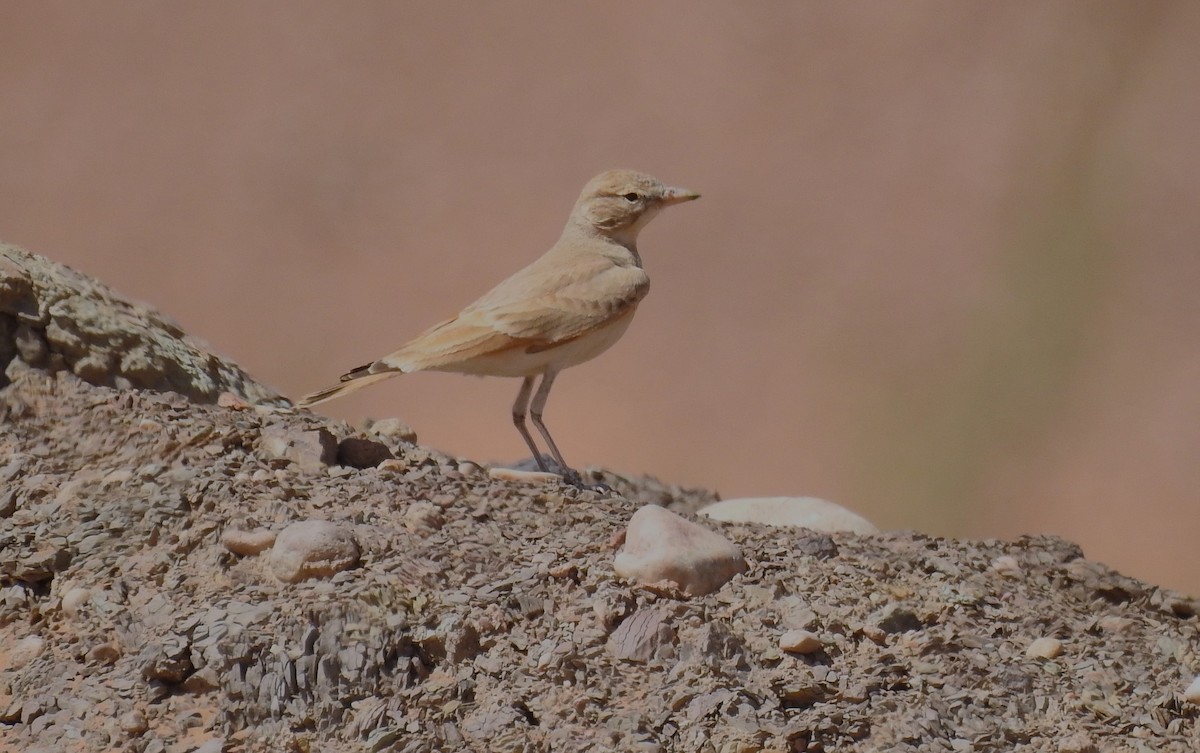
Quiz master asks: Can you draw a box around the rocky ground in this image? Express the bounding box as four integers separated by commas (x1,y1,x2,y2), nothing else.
2,244,1199,752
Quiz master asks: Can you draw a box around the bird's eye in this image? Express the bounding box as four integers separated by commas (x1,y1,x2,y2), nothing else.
622,192,640,202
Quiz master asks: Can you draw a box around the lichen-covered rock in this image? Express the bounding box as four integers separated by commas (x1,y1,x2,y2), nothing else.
0,243,285,404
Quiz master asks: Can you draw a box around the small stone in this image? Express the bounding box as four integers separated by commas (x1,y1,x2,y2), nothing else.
182,667,221,693
119,710,149,736
0,695,20,723
0,489,16,517
191,740,226,753
457,460,484,476
698,496,878,534
1183,675,1200,704
793,533,839,559
780,629,823,654
613,505,747,598
61,586,92,618
488,467,561,485
990,555,1022,576
217,392,251,410
260,426,337,470
871,604,923,634
1097,615,1133,634
1057,731,1098,753
87,643,121,664
366,417,418,444
607,608,676,662
141,639,193,683
1026,637,1063,659
221,527,278,556
377,458,410,473
404,502,445,535
269,520,360,583
337,437,394,469
10,635,45,668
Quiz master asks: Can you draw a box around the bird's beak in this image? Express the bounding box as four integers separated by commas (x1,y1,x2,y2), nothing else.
660,185,701,206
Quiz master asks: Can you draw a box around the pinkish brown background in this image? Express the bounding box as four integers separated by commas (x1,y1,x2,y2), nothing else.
2,3,1197,594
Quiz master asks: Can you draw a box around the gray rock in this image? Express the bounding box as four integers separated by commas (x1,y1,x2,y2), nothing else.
606,608,676,663
0,244,285,404
260,427,338,470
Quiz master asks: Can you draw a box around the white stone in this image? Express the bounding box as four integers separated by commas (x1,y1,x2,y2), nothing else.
698,497,878,534
61,587,92,618
10,635,45,669
269,520,360,583
221,527,278,556
1026,636,1063,659
614,505,747,597
488,467,560,485
989,555,1022,576
780,629,823,654
1184,675,1200,704
404,502,445,535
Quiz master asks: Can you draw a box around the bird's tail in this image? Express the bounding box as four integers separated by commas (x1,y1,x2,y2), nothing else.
297,364,400,408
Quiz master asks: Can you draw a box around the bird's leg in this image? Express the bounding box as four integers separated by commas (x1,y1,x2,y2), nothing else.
530,370,571,471
528,374,612,492
512,375,550,472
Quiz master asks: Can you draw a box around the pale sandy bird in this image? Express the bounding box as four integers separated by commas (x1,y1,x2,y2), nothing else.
299,169,699,480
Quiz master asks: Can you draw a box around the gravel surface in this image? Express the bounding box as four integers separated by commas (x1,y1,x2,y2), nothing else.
2,247,1199,752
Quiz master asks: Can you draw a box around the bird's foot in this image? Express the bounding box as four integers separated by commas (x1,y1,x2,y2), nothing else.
558,467,613,494
515,456,613,493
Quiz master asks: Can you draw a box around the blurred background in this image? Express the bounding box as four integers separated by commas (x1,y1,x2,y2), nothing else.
1,3,1197,594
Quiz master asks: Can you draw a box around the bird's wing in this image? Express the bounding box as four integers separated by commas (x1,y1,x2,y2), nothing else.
375,255,649,373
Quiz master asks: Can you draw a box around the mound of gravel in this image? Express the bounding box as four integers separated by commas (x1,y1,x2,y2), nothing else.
1,246,1198,753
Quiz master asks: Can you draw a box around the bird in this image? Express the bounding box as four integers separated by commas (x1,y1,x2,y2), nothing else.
298,169,700,482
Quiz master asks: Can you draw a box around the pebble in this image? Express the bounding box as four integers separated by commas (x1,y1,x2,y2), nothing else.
117,709,149,733
613,505,747,597
269,520,360,583
377,458,411,473
221,527,278,556
1097,615,1133,634
1057,731,1098,753
1026,637,1063,659
10,635,46,668
989,555,1022,576
366,417,418,443
182,667,221,693
488,467,561,485
61,586,92,617
260,426,338,470
87,642,121,664
779,629,823,654
871,604,923,634
698,496,878,534
606,608,676,663
403,502,445,535
1184,675,1200,704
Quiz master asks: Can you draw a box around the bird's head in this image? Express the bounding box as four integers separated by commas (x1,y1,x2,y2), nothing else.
569,169,699,247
